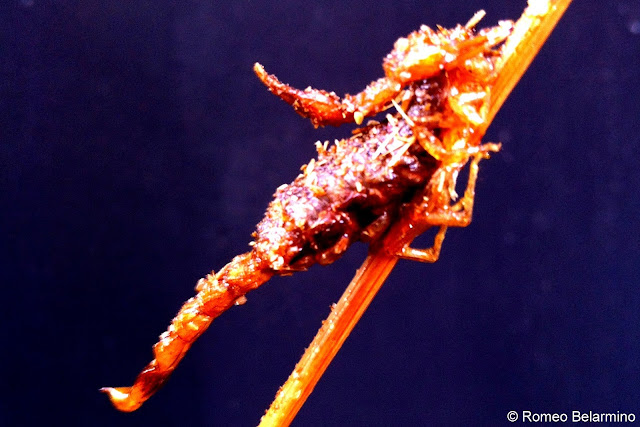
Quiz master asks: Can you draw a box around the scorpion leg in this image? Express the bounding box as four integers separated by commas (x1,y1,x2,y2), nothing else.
102,252,273,412
254,63,401,127
391,151,493,263
397,225,449,263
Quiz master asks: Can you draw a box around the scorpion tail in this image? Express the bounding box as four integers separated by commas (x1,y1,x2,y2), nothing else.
101,252,273,412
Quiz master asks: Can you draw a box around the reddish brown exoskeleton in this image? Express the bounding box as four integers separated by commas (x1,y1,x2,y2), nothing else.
102,11,512,412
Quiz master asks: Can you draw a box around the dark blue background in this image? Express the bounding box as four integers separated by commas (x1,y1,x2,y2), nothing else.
2,0,639,425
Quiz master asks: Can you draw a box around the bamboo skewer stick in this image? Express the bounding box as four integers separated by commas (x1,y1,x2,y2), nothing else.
486,0,573,129
260,253,399,426
259,1,573,426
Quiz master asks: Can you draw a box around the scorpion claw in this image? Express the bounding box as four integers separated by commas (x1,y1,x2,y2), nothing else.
254,62,404,128
254,62,355,127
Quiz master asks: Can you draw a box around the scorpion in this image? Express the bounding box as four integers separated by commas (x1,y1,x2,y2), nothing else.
102,11,513,412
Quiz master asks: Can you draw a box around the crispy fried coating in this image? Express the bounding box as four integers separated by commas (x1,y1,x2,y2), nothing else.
254,116,438,271
103,14,511,412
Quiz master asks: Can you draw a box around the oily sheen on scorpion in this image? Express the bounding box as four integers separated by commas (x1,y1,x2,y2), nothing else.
102,12,513,412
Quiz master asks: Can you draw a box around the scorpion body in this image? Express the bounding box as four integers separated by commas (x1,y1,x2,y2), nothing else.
103,14,513,412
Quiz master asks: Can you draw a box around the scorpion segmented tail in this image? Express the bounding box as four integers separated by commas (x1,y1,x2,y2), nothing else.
101,252,273,412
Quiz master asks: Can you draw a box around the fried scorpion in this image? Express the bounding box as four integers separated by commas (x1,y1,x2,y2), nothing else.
102,12,513,411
